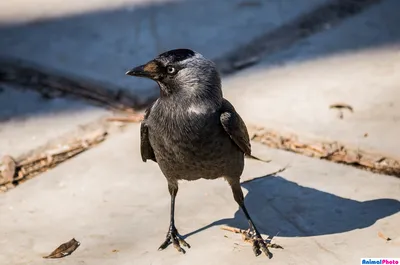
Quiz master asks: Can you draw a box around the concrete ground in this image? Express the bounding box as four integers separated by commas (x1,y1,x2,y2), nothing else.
224,0,400,157
0,84,108,158
0,125,399,265
1,0,400,264
0,0,328,157
0,0,329,99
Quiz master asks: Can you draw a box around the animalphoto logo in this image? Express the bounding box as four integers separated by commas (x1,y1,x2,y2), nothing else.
360,258,400,264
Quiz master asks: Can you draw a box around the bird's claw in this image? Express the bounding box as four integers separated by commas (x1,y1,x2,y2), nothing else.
252,235,272,258
244,230,282,258
158,226,190,254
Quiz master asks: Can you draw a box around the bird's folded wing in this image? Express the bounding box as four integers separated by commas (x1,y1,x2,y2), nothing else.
220,99,252,156
140,102,157,163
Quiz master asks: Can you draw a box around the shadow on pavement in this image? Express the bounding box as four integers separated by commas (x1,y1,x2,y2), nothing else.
1,0,400,121
184,176,400,238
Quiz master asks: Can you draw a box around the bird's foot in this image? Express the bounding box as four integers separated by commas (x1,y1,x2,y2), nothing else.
243,229,283,258
158,226,190,254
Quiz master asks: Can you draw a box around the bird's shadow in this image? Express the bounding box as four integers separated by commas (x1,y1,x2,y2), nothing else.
183,175,400,239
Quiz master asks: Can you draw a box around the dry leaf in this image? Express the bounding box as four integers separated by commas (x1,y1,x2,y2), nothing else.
43,238,80,259
0,155,16,185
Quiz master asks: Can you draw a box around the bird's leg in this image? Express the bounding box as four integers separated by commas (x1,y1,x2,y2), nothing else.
158,183,191,253
229,180,282,258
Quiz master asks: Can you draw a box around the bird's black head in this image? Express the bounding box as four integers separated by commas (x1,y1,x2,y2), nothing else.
126,49,222,98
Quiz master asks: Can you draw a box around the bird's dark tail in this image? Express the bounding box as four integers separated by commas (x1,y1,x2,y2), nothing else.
245,154,271,163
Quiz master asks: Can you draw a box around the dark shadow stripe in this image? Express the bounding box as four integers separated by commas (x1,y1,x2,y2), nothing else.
214,0,383,74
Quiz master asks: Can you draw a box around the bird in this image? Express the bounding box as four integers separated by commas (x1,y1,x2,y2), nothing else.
126,48,277,257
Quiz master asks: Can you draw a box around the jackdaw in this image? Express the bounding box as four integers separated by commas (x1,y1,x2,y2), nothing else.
126,48,277,257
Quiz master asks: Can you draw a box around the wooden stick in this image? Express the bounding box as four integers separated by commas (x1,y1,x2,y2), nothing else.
221,225,248,234
221,226,253,243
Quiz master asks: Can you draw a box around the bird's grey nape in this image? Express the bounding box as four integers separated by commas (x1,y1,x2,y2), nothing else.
174,54,222,98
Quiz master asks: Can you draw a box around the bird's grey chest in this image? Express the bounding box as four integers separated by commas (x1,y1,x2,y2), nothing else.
147,102,234,175
148,106,222,155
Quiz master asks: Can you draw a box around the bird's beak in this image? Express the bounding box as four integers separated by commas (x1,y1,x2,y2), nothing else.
125,65,147,77
125,61,159,79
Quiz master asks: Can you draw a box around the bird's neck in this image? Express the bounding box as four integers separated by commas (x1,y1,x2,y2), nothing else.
158,82,223,109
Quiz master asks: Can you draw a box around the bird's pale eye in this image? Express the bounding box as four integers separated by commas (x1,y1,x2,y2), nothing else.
166,66,176,75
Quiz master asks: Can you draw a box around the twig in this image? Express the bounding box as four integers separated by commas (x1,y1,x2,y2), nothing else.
221,226,253,243
221,225,249,234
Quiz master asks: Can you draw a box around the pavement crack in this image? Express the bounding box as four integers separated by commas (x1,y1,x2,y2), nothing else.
0,116,133,192
249,125,400,178
0,57,153,113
